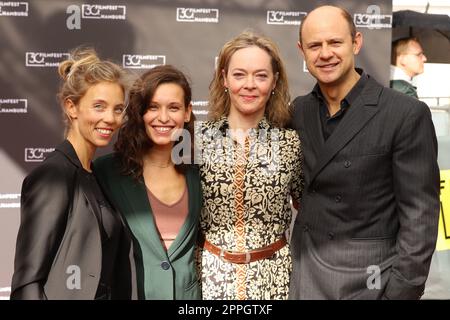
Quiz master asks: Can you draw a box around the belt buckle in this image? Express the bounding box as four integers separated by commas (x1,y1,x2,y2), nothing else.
219,248,251,264
219,247,226,262
219,248,252,264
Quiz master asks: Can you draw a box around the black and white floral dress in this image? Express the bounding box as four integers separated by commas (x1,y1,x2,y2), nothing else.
196,117,303,300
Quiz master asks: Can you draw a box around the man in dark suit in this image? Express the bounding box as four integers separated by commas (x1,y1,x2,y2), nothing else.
289,5,440,300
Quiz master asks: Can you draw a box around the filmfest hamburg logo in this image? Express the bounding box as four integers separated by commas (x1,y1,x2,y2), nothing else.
0,1,28,16
354,6,392,29
25,147,55,162
0,98,27,113
25,52,70,67
81,4,126,20
192,101,208,117
354,13,392,28
176,8,219,23
266,11,306,25
123,54,166,69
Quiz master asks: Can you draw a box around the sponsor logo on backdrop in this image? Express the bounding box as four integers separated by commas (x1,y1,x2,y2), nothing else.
0,98,27,113
122,54,166,69
82,4,126,20
192,101,208,116
0,194,20,209
176,8,219,23
25,52,69,67
266,10,306,25
354,5,392,29
0,1,28,17
24,147,55,162
66,4,126,30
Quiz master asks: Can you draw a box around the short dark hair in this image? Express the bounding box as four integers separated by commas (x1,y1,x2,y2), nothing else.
391,37,420,65
298,5,356,45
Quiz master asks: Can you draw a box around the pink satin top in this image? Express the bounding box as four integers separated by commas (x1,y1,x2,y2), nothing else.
147,186,188,251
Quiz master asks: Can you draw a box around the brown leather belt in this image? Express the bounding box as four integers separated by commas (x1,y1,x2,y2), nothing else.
199,235,287,264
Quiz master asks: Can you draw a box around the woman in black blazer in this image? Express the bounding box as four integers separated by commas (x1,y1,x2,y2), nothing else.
10,48,135,300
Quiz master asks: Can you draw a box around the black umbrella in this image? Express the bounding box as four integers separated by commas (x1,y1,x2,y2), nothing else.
393,10,450,30
392,10,450,63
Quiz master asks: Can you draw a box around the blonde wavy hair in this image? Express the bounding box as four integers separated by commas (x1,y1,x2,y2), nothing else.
208,30,291,127
57,47,130,136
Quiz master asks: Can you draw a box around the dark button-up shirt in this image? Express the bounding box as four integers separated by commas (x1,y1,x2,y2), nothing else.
312,69,368,141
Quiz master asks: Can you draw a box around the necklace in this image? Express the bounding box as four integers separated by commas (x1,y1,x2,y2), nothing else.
145,161,172,168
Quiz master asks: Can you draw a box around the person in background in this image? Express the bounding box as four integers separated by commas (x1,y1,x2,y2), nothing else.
290,5,439,300
196,30,303,300
11,47,135,299
390,37,427,98
93,65,201,300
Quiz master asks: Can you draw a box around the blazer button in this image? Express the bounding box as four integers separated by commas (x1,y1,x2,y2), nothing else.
344,160,351,168
335,195,342,203
303,224,309,232
161,261,171,270
328,232,335,240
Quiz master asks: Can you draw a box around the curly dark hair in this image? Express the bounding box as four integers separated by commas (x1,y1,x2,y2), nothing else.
114,65,195,179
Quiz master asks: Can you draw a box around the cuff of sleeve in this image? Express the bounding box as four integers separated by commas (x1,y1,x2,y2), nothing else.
383,271,425,300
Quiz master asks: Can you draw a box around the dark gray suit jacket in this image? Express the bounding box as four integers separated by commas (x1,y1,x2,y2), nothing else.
289,74,440,300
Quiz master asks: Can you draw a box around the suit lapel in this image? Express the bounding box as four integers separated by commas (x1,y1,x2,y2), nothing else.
79,174,103,227
309,78,383,185
303,96,325,157
118,175,168,260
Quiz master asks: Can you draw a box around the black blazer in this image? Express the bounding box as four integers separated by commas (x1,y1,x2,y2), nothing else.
11,140,135,300
289,74,440,300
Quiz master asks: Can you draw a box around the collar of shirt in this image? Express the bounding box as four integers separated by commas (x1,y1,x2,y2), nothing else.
214,115,272,135
312,68,368,116
390,65,413,83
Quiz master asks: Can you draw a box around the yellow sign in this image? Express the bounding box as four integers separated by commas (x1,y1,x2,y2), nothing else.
436,170,450,251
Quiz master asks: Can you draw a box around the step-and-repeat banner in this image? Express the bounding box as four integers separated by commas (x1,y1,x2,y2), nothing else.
4,0,447,300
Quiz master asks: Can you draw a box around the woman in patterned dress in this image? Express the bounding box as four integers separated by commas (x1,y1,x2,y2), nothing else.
196,30,303,300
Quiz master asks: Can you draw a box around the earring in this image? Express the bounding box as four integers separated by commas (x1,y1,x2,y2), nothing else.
224,88,228,93
271,90,275,95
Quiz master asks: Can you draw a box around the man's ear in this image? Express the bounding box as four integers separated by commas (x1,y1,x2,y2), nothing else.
64,99,78,120
353,32,363,55
397,54,407,68
297,41,305,57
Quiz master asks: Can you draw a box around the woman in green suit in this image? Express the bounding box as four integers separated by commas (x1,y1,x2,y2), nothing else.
94,65,201,300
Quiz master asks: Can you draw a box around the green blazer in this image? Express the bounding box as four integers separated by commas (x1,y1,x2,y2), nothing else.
389,79,418,99
93,154,201,300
